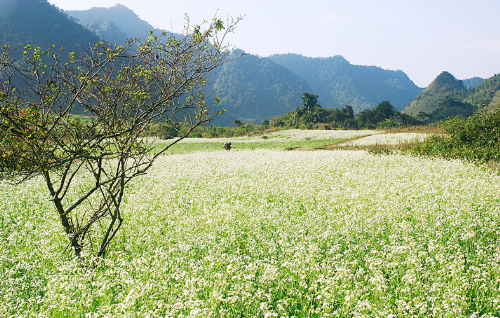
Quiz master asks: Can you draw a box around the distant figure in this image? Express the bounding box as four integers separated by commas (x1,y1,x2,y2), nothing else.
224,142,232,151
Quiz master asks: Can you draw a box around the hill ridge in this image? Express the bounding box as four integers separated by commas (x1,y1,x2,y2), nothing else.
269,53,423,112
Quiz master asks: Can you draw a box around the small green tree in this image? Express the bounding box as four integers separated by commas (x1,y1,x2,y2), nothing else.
0,16,241,258
261,119,270,128
296,92,321,123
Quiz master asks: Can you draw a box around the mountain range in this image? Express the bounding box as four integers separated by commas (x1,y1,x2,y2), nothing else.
1,0,497,125
61,3,427,124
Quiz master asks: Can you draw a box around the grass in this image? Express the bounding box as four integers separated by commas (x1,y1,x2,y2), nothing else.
1,147,500,317
150,129,381,154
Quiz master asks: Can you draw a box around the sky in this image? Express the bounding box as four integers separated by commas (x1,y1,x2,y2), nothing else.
48,0,500,88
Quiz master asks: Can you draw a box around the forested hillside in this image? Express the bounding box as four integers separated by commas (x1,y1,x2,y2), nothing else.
403,71,469,116
268,54,423,112
0,0,99,51
402,71,500,122
464,73,500,112
211,50,312,126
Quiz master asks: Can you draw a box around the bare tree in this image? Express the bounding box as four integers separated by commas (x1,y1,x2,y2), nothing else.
0,16,241,258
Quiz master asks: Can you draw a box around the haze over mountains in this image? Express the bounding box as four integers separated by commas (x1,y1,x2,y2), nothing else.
1,0,498,125
66,4,162,43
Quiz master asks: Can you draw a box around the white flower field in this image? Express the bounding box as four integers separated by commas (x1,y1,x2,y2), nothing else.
1,148,500,317
338,133,430,146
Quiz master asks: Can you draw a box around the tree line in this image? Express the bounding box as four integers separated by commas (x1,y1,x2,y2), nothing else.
145,93,426,139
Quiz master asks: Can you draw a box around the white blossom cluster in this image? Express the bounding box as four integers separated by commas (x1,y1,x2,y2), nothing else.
1,149,499,317
339,133,430,146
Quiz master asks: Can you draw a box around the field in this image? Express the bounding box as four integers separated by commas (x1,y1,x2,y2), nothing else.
152,129,381,153
1,130,500,317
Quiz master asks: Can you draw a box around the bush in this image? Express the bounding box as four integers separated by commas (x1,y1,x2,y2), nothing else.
406,111,500,163
377,118,403,129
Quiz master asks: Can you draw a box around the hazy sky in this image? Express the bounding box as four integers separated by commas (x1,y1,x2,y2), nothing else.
48,0,500,88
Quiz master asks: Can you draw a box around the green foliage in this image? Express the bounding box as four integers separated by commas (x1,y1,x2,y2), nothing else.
200,123,266,138
429,97,474,122
296,92,321,123
377,118,403,129
253,99,424,130
0,102,47,172
406,110,500,163
355,101,421,129
150,99,426,139
400,72,500,161
261,119,270,129
145,122,183,139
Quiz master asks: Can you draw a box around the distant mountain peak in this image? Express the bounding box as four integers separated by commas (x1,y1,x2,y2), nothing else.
428,71,464,91
106,4,140,16
437,70,454,77
435,71,454,81
402,71,466,116
66,4,155,40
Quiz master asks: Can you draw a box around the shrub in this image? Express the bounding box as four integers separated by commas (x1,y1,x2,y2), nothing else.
406,110,500,163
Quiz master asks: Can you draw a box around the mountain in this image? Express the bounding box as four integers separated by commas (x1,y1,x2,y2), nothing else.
0,0,99,51
402,71,500,121
66,4,158,42
211,50,312,126
462,77,484,89
402,71,468,116
268,54,423,113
